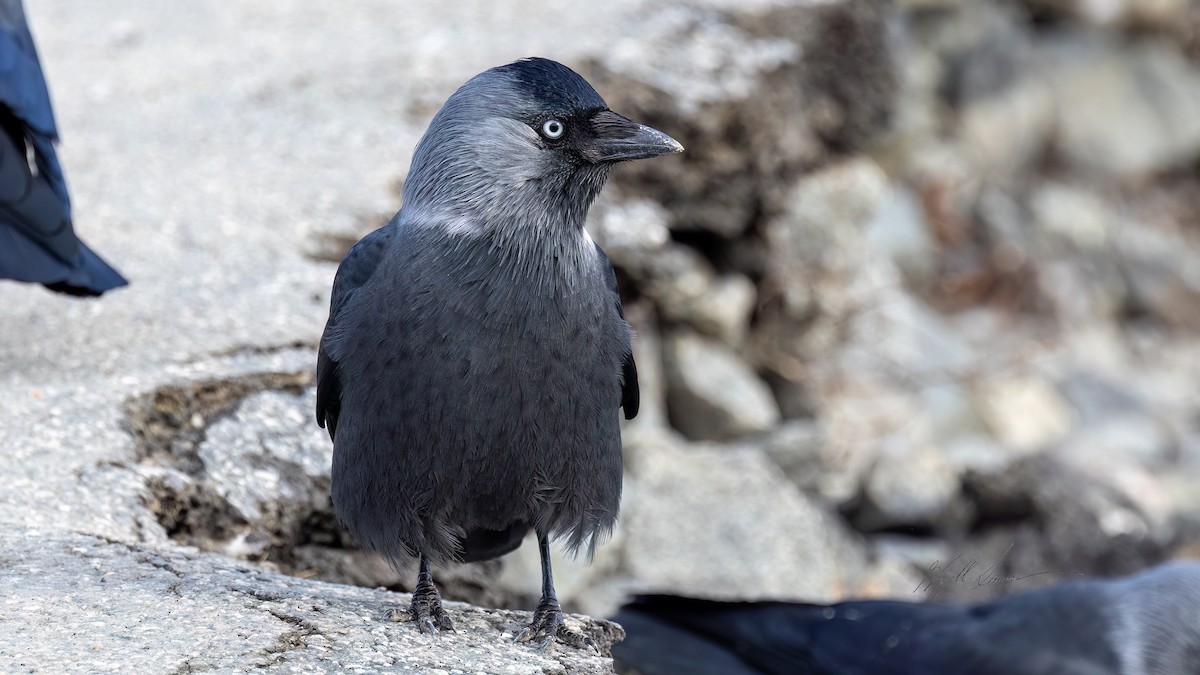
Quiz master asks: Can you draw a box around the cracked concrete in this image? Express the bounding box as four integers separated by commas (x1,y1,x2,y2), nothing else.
0,527,619,673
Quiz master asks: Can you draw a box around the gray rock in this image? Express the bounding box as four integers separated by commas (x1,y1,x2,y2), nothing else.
765,158,891,318
129,381,515,609
863,185,939,285
752,158,895,387
589,0,899,236
1029,182,1113,249
663,331,781,441
1057,371,1147,423
942,3,1036,105
942,433,1018,474
975,187,1035,273
745,419,829,493
1049,40,1200,177
1060,414,1174,471
0,525,620,674
586,195,672,273
872,534,954,576
621,429,868,602
1029,0,1192,29
619,238,758,346
1038,258,1130,324
858,437,961,532
662,272,758,347
957,76,1055,179
955,457,1170,601
1118,224,1200,331
636,243,712,307
932,3,1056,179
974,375,1076,453
191,389,333,560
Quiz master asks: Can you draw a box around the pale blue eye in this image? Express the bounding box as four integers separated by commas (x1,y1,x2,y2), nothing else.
541,119,565,139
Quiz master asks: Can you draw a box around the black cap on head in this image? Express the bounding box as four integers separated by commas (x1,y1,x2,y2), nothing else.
498,57,608,116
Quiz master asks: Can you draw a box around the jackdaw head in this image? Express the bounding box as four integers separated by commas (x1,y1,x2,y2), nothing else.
401,58,682,229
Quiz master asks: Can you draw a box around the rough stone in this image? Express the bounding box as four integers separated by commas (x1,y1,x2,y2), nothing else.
622,240,757,346
589,0,899,236
955,457,1171,600
664,272,758,346
858,437,961,532
941,433,1017,474
957,64,1055,179
1029,182,1113,249
1117,224,1200,332
863,185,939,286
689,274,758,346
807,377,921,507
628,243,713,311
187,389,334,560
765,158,892,316
586,195,673,273
1048,40,1200,178
621,429,868,602
663,331,781,441
1026,0,1193,29
1059,414,1174,471
743,419,828,493
0,526,620,674
974,375,1076,453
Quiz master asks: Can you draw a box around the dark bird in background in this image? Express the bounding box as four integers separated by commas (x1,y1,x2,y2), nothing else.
611,561,1200,675
0,0,126,296
316,58,681,645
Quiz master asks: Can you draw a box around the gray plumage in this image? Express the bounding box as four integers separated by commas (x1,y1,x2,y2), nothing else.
0,0,126,296
316,58,679,639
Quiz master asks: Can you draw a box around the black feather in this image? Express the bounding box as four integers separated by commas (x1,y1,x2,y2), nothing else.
596,243,638,420
315,224,397,440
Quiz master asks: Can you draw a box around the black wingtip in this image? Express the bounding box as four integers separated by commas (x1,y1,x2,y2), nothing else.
621,351,639,420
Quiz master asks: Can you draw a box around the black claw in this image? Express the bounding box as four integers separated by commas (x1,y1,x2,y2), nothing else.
403,555,454,634
410,592,454,634
516,601,592,651
515,531,595,651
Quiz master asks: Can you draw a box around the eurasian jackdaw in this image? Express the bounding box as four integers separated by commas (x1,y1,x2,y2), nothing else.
0,0,126,296
611,561,1200,674
316,58,681,645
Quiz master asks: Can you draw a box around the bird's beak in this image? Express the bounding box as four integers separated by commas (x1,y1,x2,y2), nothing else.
586,110,684,163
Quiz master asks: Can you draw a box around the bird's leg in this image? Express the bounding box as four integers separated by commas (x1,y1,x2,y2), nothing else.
515,531,595,650
401,555,454,633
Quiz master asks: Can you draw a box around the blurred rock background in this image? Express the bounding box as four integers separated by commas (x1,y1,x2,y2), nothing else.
3,0,1200,667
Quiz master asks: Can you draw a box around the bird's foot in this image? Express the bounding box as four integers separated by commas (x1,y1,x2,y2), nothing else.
516,599,595,651
391,580,454,634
